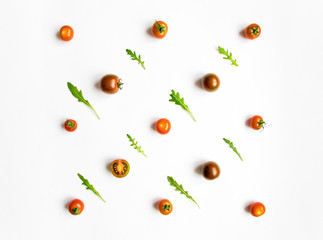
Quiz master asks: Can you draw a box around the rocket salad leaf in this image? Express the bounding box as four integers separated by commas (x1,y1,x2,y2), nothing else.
169,90,196,122
77,173,106,202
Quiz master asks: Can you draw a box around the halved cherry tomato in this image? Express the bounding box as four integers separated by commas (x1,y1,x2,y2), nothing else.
158,199,173,215
152,20,168,39
250,202,266,217
59,25,74,41
110,159,130,178
156,118,171,134
65,119,77,132
250,115,266,130
245,24,261,40
68,199,84,215
100,74,123,94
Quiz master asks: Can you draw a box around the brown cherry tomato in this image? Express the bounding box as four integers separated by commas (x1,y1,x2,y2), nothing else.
201,73,220,92
250,115,266,130
156,118,171,134
203,161,220,180
59,25,74,41
110,159,130,178
152,20,168,39
245,24,261,40
158,199,173,215
68,199,84,215
64,119,77,132
100,74,123,94
250,202,266,217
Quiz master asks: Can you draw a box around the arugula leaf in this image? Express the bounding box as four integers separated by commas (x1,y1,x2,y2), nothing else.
167,176,200,209
77,173,106,202
126,134,147,157
67,82,100,120
169,90,196,122
126,49,146,70
218,46,238,66
223,138,243,161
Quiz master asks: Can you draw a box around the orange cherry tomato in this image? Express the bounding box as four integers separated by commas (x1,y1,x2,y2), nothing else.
245,24,261,40
250,115,266,130
64,119,77,132
250,202,266,217
158,199,173,215
60,25,74,41
110,159,130,178
152,20,168,39
156,118,171,134
68,199,84,215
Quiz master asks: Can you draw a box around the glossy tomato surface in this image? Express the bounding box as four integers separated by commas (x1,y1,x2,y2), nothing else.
110,159,130,178
100,74,122,94
245,24,261,40
201,73,220,92
152,21,168,39
203,162,220,180
59,25,74,41
250,202,266,217
68,199,84,215
156,118,171,134
158,199,173,215
250,115,265,130
64,119,77,132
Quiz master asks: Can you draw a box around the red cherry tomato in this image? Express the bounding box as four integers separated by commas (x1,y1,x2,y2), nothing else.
68,199,84,215
245,24,261,40
250,202,266,217
158,199,173,215
60,25,74,41
110,159,130,178
250,115,266,130
156,118,171,134
64,119,77,132
152,20,168,39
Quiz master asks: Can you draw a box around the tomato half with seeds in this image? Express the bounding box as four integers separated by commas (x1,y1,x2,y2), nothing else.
152,20,168,39
59,25,74,41
68,199,84,215
245,24,261,40
100,74,123,94
250,115,266,130
110,159,130,178
158,199,173,215
156,118,171,134
64,119,77,132
250,202,266,217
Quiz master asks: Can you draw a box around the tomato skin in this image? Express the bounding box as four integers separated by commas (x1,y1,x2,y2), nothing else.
64,119,77,132
110,159,130,178
152,21,168,39
250,115,265,130
201,73,220,92
158,199,173,215
250,202,266,217
156,118,171,134
59,25,74,41
68,199,84,215
245,24,261,40
203,162,220,180
100,74,122,94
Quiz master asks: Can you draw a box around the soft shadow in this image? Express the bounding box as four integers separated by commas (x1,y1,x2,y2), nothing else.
244,201,253,213
245,117,251,127
151,121,156,131
194,161,206,176
61,121,66,130
153,199,160,210
239,29,246,38
146,27,153,37
56,31,61,40
64,197,74,210
195,78,203,90
95,81,101,90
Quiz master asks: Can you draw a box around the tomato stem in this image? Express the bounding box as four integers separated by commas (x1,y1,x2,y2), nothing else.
118,79,123,90
72,208,80,215
155,20,166,33
248,26,260,36
258,120,266,131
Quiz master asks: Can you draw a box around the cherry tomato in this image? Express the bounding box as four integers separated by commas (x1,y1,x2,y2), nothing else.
245,24,261,40
64,119,77,132
250,202,266,217
250,115,266,130
203,162,220,180
100,74,123,94
110,159,130,178
59,25,74,41
156,118,171,134
201,73,220,92
152,20,168,39
158,199,173,215
68,199,84,215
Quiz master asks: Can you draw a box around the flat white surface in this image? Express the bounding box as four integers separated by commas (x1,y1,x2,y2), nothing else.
0,0,323,239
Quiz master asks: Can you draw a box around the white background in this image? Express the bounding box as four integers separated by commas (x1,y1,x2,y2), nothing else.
0,0,323,239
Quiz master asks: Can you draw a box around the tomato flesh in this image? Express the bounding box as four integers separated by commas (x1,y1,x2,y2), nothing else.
111,159,130,178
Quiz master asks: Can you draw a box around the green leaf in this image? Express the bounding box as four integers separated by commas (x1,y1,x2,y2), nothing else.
218,46,238,66
77,173,106,202
126,49,146,70
169,90,196,122
223,138,243,161
126,134,148,157
167,176,200,209
67,82,100,120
